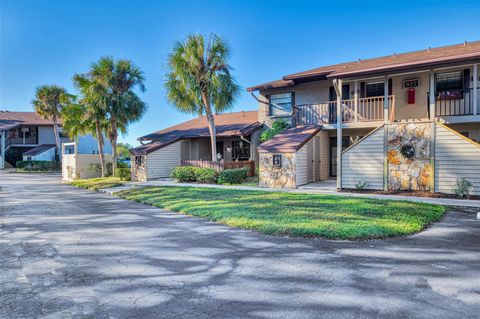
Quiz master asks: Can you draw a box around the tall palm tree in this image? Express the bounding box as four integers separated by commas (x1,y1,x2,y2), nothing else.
62,74,109,177
90,57,147,176
165,33,240,162
32,85,72,153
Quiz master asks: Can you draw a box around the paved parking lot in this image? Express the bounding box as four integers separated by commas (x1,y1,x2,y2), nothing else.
1,173,479,318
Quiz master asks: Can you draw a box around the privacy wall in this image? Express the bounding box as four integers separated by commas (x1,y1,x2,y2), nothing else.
341,121,480,195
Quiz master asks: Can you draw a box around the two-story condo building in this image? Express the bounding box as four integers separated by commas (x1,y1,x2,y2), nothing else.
248,41,480,194
0,111,112,169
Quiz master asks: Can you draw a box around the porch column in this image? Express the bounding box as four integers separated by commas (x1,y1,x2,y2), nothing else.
429,71,435,119
384,75,389,123
473,64,478,115
333,78,343,189
354,80,359,122
0,131,5,170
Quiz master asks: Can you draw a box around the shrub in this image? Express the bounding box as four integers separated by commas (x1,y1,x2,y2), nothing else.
16,160,60,172
117,161,129,169
455,178,473,198
116,168,131,181
355,178,369,190
193,167,218,183
218,168,248,184
260,120,289,142
171,166,196,182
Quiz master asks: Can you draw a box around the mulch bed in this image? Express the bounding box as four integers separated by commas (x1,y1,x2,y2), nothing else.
340,189,480,200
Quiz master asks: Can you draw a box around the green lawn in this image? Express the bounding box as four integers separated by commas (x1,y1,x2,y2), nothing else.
117,186,446,239
69,177,125,191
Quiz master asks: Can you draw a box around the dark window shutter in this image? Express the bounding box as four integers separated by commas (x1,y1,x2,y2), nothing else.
388,79,393,96
463,69,470,90
342,84,350,99
329,86,336,101
360,82,366,98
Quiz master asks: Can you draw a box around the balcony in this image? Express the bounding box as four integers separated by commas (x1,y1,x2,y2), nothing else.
294,95,395,125
429,88,479,117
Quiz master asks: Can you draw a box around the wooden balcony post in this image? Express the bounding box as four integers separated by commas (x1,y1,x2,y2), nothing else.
333,78,343,189
429,71,435,119
473,64,478,115
384,75,389,123
354,81,359,122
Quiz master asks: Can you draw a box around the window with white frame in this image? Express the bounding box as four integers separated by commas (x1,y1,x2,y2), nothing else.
269,93,293,116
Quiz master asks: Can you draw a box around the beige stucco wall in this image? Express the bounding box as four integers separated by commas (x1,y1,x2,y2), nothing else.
255,65,478,126
390,72,430,120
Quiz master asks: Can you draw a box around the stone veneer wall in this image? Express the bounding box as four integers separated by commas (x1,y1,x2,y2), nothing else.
131,155,147,182
259,153,296,188
386,122,432,191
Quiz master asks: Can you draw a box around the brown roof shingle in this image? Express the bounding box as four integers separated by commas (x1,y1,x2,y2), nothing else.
248,41,480,91
257,125,322,153
131,111,262,155
0,111,58,126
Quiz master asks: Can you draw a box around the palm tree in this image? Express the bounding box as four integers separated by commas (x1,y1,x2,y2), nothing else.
90,57,147,176
32,85,72,154
62,74,109,177
165,33,240,162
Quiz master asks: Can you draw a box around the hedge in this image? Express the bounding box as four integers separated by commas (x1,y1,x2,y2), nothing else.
217,168,248,184
171,166,218,183
116,168,131,181
16,160,60,172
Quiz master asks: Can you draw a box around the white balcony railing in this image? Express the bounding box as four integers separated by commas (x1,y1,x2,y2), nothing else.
294,95,395,125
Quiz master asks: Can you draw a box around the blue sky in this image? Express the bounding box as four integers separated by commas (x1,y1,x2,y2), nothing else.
1,0,479,146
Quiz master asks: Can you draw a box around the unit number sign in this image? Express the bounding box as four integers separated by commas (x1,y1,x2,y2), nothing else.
403,79,419,88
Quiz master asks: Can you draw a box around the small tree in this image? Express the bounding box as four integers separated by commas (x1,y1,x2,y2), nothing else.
90,57,147,177
61,74,109,177
165,33,240,162
32,85,73,154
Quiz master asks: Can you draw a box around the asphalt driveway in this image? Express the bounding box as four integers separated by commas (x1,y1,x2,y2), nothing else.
1,173,479,319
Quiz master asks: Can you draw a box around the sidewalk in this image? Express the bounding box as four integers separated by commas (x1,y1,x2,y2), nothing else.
98,179,480,209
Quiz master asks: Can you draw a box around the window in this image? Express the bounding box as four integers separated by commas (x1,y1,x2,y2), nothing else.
231,141,250,160
366,82,385,97
135,156,143,166
436,71,463,92
269,93,293,117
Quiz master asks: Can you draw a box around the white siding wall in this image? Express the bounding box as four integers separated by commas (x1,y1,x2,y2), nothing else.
146,141,181,179
341,127,385,189
435,124,480,195
296,139,314,187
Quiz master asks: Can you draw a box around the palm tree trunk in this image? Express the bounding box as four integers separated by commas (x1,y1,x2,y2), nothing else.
52,116,61,160
95,120,106,178
202,94,217,162
110,118,118,177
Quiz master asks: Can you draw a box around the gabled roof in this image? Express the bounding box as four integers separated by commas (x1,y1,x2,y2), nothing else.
0,111,58,126
258,125,322,153
248,41,480,91
131,111,263,155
